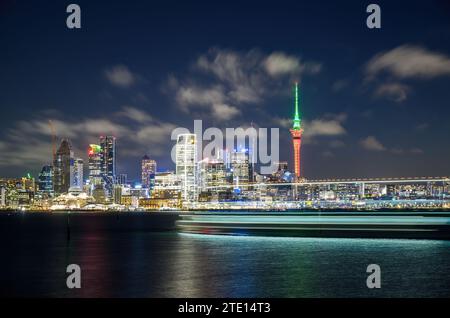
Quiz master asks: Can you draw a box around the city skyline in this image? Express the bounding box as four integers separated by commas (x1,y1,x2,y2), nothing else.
1,1,450,181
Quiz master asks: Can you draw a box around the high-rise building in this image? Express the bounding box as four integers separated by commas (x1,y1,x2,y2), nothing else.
289,82,304,179
53,139,73,195
70,158,84,189
100,135,116,194
141,155,157,189
38,165,53,196
198,158,227,192
88,144,102,188
231,148,253,185
176,134,197,202
116,174,127,185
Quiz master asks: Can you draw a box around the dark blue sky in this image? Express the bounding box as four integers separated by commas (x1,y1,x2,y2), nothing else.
1,0,450,181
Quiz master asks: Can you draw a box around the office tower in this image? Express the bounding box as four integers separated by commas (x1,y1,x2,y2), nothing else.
100,135,116,194
117,174,127,185
198,158,227,191
113,184,123,204
88,144,102,188
231,148,253,185
53,139,73,195
70,158,84,189
141,155,157,189
289,82,304,179
176,134,197,201
38,165,53,196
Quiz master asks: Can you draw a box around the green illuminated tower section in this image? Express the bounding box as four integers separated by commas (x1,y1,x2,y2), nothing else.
289,82,304,178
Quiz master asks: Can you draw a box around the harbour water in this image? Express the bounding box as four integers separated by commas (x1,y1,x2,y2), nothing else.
1,212,449,297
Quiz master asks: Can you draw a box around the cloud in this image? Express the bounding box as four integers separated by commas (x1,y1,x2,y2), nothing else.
273,113,347,147
360,136,386,151
272,117,292,129
360,136,424,155
322,151,334,158
105,65,136,88
366,45,450,80
0,106,176,169
212,103,241,120
331,79,349,92
374,82,410,102
303,113,347,138
391,147,424,155
329,140,345,148
263,52,322,77
168,48,322,120
118,106,153,123
176,85,225,108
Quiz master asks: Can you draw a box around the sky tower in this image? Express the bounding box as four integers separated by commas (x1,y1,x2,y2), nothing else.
289,82,304,179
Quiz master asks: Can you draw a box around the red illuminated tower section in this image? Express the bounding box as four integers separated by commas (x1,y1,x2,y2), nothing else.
289,82,304,179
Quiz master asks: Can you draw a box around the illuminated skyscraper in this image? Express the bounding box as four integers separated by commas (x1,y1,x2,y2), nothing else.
141,155,157,189
231,149,253,186
289,82,304,179
100,135,116,194
198,158,227,191
88,144,102,187
53,139,73,195
38,165,53,197
70,158,84,189
176,134,197,202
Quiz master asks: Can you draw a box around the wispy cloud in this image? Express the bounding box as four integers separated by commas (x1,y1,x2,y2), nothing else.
263,52,321,77
0,107,176,169
366,45,450,80
374,82,410,102
105,65,136,88
167,48,322,121
303,113,347,139
360,136,423,155
360,136,386,151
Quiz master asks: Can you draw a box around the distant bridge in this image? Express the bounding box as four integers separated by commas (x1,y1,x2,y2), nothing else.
204,176,450,190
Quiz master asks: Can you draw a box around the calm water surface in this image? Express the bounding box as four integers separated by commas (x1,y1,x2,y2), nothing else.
1,212,449,297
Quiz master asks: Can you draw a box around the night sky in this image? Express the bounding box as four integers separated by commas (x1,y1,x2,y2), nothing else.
1,0,450,181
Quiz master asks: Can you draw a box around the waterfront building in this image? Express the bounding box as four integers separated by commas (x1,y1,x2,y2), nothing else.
92,187,107,204
176,134,197,202
154,171,180,189
289,82,304,179
198,158,227,191
70,158,84,190
113,184,123,204
53,139,73,195
37,165,53,197
130,185,150,199
100,135,116,194
141,155,157,189
88,144,102,189
231,148,253,186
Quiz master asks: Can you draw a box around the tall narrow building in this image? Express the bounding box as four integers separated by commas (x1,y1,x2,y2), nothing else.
176,134,197,202
231,149,253,186
289,82,304,179
38,165,53,197
141,155,157,189
100,135,116,193
70,158,84,189
53,139,73,195
88,144,102,188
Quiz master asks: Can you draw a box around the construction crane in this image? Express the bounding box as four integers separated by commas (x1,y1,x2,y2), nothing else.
48,120,57,162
